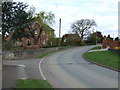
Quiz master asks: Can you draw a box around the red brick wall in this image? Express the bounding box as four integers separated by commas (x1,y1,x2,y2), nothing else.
102,40,120,49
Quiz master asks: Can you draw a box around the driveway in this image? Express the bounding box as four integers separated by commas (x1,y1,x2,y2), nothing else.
41,45,118,88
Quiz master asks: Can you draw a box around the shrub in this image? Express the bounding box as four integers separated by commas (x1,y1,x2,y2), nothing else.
2,40,14,50
114,47,120,50
47,38,59,47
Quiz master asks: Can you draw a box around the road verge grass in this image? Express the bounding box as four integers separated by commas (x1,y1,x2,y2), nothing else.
90,46,101,50
36,46,74,58
83,50,119,71
36,50,59,58
15,79,53,88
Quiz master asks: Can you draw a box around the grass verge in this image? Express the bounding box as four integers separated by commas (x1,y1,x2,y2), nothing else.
15,79,53,88
36,46,74,58
36,50,60,58
90,46,101,50
83,50,119,71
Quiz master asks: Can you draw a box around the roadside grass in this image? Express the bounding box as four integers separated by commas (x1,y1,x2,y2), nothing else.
36,46,74,58
84,50,119,70
36,50,59,58
15,79,53,88
90,46,101,50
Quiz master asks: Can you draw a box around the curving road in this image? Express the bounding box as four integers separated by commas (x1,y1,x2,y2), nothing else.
41,45,118,88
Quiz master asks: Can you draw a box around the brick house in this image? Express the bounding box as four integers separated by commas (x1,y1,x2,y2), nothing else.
5,23,50,49
61,34,82,46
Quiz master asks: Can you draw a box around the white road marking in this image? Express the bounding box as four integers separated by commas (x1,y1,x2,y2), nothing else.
39,54,55,88
17,65,26,68
17,65,27,80
39,56,46,80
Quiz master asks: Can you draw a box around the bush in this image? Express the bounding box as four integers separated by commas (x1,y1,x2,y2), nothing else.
2,40,14,50
108,48,120,54
3,40,22,50
114,47,120,50
61,37,82,46
10,46,22,51
85,33,101,44
47,38,59,47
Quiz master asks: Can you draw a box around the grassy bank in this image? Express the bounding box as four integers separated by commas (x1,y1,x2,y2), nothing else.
15,79,53,88
84,50,119,70
90,46,101,50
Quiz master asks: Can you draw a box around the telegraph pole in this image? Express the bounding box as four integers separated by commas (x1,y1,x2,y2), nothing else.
59,18,61,47
96,30,97,45
113,34,114,40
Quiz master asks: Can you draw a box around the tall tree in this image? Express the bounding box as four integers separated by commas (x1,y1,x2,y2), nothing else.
85,32,101,44
2,2,34,41
106,35,113,40
71,19,97,40
115,37,119,41
34,11,55,26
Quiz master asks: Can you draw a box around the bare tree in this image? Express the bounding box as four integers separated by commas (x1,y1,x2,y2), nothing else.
71,19,97,40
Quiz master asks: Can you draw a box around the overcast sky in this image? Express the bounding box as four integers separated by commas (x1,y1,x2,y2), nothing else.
14,0,119,38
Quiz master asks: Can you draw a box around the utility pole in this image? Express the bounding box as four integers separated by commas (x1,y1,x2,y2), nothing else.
113,34,114,40
96,30,97,45
59,18,61,47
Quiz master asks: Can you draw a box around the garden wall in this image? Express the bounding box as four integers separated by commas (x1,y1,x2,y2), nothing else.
3,47,58,60
102,40,120,49
108,48,120,54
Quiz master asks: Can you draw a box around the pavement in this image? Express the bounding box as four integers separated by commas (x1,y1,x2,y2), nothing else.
41,45,118,88
2,65,18,88
3,58,42,88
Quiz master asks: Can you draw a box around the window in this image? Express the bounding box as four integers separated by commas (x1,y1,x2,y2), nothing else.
64,39,66,42
34,29,37,35
43,40,45,44
43,31,45,35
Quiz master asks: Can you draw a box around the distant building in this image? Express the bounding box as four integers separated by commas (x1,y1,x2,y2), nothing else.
61,34,82,46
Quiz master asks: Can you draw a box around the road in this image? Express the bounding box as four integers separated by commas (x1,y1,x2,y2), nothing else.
3,58,43,80
41,45,118,88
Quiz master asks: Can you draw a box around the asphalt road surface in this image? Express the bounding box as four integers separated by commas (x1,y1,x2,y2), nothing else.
41,45,118,88
3,58,43,80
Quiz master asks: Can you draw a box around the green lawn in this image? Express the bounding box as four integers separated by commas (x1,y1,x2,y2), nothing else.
90,46,101,50
15,79,53,88
84,50,119,70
